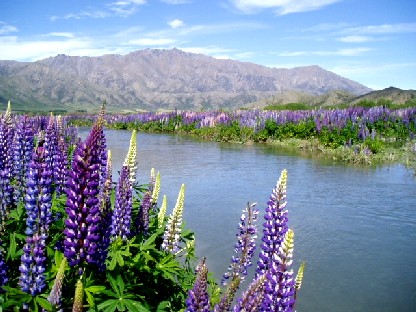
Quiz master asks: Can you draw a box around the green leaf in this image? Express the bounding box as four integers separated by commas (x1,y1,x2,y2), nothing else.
156,301,170,312
97,299,118,312
106,274,124,297
35,297,53,311
108,256,117,270
116,275,125,296
85,290,95,308
101,290,118,298
6,233,17,260
124,299,150,312
116,251,125,266
85,285,106,293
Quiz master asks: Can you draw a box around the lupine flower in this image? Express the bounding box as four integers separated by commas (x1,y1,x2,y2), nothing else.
96,150,113,268
157,195,167,228
136,190,152,235
0,168,13,233
151,170,161,206
294,262,306,302
216,202,259,312
24,146,53,236
12,115,34,202
47,256,68,307
0,101,15,173
123,130,138,183
111,165,133,240
185,257,210,312
161,184,185,254
44,113,58,171
233,273,266,312
19,234,47,296
254,169,300,311
54,136,69,195
261,229,296,311
96,106,108,188
72,276,84,312
0,239,8,290
222,202,259,285
63,121,105,268
256,169,288,277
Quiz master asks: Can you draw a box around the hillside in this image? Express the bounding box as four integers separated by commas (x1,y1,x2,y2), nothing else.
0,48,372,112
351,87,416,105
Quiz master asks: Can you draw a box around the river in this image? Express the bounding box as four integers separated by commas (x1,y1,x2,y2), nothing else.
81,128,416,312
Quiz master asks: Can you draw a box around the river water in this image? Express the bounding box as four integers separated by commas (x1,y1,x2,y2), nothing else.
81,128,416,312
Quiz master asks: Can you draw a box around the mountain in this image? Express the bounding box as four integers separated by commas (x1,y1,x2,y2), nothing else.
0,48,372,112
350,87,416,105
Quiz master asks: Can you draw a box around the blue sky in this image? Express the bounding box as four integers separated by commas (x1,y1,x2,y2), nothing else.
0,0,415,90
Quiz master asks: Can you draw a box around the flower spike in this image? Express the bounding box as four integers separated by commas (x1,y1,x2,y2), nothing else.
123,130,138,183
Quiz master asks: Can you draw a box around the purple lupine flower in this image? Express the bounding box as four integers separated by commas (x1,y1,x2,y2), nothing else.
0,239,8,290
12,116,34,202
63,121,105,268
0,168,13,233
44,113,58,171
24,146,53,236
215,202,259,312
233,274,266,312
222,202,259,285
96,150,113,269
54,137,69,195
186,257,210,312
19,234,47,296
135,191,152,236
262,230,296,311
111,165,133,240
256,169,288,277
255,169,299,311
0,115,7,171
0,101,15,173
136,170,156,236
96,105,108,188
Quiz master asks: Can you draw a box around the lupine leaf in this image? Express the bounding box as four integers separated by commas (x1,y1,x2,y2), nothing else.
6,233,17,260
116,251,124,267
116,275,125,296
97,299,118,312
106,274,121,297
124,299,150,312
35,296,53,310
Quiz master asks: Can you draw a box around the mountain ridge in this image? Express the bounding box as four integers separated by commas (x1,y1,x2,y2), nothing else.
0,48,373,111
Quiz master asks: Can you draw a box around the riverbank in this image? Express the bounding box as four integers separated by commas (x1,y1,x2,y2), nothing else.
67,106,416,173
264,137,416,171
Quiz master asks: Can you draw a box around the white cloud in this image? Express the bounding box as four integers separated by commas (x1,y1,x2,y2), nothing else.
0,35,131,61
129,38,176,45
168,19,185,28
50,0,146,20
44,32,76,39
107,0,146,17
180,46,235,58
337,35,372,43
0,22,18,35
51,10,110,21
344,23,416,35
278,47,371,57
230,0,341,15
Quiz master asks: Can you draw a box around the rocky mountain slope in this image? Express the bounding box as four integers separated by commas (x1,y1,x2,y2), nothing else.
0,48,372,112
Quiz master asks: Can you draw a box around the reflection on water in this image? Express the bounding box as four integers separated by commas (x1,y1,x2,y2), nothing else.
80,128,416,312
